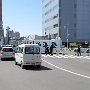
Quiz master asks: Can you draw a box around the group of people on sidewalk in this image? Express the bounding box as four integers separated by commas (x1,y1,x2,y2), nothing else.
44,43,56,55
44,43,82,56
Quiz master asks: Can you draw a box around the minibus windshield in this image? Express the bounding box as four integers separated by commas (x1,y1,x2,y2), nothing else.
25,46,40,54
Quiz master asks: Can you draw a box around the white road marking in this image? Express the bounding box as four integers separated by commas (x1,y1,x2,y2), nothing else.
54,55,68,58
83,56,90,59
42,55,47,57
42,59,90,79
42,54,90,59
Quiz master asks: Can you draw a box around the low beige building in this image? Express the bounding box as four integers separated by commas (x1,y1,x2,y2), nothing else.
31,35,43,40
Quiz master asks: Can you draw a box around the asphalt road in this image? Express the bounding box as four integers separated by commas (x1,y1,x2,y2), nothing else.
0,55,90,90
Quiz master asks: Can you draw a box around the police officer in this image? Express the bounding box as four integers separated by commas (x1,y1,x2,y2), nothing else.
77,45,81,56
50,43,56,55
44,43,49,55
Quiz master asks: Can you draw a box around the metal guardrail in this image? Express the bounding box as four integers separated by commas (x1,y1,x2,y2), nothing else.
53,48,90,56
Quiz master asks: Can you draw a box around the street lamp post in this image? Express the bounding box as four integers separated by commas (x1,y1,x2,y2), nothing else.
45,32,46,40
67,26,69,49
6,29,9,45
64,24,69,49
6,26,10,45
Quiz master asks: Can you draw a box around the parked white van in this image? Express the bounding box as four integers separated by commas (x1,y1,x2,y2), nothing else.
15,44,42,69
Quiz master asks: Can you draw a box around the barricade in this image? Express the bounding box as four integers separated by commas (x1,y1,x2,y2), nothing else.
53,48,90,56
53,48,68,55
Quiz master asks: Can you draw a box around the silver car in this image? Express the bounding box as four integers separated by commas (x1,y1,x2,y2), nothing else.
0,47,15,60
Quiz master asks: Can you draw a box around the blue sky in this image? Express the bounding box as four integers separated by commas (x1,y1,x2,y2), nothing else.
2,0,42,37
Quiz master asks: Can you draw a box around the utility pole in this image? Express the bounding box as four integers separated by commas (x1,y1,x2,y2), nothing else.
45,32,46,40
67,26,69,49
6,26,10,45
64,24,69,48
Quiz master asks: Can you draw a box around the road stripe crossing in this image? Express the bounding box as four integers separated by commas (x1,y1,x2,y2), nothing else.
42,54,90,59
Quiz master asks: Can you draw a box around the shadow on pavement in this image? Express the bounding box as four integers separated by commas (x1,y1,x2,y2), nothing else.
0,58,15,61
24,65,52,71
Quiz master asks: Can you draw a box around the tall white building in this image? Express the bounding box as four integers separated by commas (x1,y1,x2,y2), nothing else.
42,0,90,43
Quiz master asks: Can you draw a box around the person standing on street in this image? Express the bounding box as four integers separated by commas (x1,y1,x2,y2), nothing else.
50,43,56,55
77,45,81,56
50,44,53,55
44,43,49,55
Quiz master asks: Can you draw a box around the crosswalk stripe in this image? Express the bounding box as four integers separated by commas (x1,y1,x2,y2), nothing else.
42,54,90,59
54,55,68,58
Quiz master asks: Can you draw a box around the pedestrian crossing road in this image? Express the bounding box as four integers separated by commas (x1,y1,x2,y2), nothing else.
42,54,90,59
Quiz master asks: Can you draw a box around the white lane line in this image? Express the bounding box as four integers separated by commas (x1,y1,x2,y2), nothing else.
42,59,90,79
47,55,54,58
83,56,90,59
42,55,47,57
42,54,90,59
53,55,62,58
54,55,68,58
64,55,75,58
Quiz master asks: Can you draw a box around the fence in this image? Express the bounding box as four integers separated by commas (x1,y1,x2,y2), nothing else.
53,48,90,56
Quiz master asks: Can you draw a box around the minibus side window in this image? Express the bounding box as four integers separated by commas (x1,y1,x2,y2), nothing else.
19,47,22,53
21,47,23,53
17,47,20,53
35,47,40,54
17,47,23,53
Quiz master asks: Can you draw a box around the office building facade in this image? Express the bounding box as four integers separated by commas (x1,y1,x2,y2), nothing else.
42,0,59,40
42,0,90,43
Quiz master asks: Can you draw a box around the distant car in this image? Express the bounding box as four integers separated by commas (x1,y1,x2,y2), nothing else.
0,47,15,60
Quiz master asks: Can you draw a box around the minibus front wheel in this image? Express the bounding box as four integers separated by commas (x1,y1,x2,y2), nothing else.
15,59,17,65
37,65,41,69
15,61,17,65
21,63,24,69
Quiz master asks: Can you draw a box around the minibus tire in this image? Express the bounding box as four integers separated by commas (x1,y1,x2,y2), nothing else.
21,64,24,69
15,61,17,65
37,65,41,69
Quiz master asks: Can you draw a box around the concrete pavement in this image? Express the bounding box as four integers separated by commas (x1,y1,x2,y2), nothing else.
0,55,90,90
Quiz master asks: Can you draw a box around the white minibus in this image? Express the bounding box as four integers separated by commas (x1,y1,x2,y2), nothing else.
15,44,42,69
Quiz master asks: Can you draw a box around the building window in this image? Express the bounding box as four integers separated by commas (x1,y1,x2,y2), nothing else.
45,17,52,23
53,24,58,28
44,0,54,9
44,4,59,16
53,14,58,19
